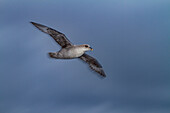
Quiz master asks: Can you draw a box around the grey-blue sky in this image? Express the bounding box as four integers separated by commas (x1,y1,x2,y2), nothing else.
0,0,170,113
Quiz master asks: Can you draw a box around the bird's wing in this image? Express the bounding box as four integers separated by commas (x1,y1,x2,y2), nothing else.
79,53,106,77
31,22,72,48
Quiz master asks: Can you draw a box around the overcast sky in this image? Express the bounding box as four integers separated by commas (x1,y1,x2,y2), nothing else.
0,0,170,113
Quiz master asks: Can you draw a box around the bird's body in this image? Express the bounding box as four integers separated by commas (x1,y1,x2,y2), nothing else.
31,22,106,77
49,45,90,59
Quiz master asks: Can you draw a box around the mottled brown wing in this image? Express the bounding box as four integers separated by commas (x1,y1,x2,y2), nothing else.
79,53,106,77
31,22,72,48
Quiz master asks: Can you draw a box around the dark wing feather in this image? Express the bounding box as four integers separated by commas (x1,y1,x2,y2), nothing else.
31,22,72,48
79,53,106,77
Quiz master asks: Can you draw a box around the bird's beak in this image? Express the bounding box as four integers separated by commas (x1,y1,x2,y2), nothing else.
90,47,93,51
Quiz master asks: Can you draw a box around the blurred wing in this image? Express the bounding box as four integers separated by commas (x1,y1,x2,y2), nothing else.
31,22,72,48
79,53,106,77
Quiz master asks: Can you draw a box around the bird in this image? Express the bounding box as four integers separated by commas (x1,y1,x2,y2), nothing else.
30,22,106,77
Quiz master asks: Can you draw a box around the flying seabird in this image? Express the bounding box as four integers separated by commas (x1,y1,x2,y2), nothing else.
31,22,106,77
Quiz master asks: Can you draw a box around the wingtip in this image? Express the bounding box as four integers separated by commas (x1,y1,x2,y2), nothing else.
97,69,106,78
30,21,48,33
100,69,106,78
101,73,106,78
30,21,36,25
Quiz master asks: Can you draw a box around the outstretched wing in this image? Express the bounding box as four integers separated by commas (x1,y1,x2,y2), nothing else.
79,53,106,77
31,22,72,48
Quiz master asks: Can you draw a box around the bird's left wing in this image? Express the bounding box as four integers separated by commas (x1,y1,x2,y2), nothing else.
79,53,106,77
31,22,72,48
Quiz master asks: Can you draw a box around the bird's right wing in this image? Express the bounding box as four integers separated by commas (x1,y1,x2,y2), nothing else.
79,53,106,77
31,22,72,48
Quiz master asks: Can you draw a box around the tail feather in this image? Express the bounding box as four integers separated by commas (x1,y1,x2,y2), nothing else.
48,52,58,58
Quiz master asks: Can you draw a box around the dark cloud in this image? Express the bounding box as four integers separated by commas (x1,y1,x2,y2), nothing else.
0,0,170,113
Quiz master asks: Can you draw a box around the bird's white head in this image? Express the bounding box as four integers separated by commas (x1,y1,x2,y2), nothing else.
80,44,93,52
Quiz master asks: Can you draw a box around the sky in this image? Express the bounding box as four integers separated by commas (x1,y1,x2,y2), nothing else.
0,0,170,113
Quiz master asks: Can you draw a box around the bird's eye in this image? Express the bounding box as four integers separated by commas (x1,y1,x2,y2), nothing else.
85,45,88,48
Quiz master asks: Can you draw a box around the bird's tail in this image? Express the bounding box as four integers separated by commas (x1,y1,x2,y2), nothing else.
48,52,59,59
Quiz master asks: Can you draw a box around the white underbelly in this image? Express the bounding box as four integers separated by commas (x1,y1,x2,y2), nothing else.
59,47,84,59
67,48,84,58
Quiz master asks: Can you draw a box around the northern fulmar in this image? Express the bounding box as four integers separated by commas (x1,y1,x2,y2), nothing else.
31,22,106,77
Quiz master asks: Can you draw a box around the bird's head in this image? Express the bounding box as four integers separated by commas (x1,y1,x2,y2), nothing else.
80,44,93,52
